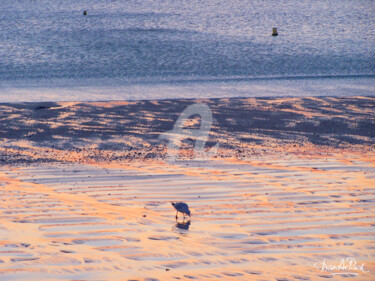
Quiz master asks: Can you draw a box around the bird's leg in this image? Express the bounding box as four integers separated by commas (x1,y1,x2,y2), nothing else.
175,211,178,220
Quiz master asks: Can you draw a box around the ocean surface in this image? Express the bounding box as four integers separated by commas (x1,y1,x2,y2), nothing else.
0,0,374,101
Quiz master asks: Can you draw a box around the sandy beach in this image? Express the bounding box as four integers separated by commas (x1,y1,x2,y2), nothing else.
0,96,374,280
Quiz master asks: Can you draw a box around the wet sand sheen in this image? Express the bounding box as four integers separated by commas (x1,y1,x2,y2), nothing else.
1,157,374,280
0,97,374,280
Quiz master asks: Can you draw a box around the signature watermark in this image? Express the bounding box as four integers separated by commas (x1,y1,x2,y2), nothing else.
159,103,218,162
314,257,369,276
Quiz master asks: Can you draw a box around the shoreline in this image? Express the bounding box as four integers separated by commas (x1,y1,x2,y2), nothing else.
0,95,374,280
1,76,375,103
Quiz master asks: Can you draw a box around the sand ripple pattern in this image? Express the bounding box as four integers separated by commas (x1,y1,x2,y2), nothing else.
0,156,374,280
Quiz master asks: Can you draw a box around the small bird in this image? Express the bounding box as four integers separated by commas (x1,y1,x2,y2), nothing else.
171,202,191,220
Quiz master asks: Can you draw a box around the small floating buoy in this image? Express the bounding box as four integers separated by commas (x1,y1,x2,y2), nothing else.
83,10,87,16
272,27,278,36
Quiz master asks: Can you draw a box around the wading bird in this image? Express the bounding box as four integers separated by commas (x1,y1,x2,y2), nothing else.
171,202,191,220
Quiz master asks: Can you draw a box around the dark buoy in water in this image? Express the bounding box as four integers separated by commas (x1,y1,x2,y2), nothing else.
83,10,87,16
272,28,278,36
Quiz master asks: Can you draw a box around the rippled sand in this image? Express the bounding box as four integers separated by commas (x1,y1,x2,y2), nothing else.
0,97,374,280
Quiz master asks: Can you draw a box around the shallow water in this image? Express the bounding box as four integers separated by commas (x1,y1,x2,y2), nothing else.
0,0,374,100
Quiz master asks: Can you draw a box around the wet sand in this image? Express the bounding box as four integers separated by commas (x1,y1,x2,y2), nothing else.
0,96,374,280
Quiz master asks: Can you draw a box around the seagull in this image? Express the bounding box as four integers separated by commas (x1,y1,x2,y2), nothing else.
171,202,191,220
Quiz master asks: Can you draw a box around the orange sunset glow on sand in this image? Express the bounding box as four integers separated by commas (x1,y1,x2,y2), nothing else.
0,96,374,280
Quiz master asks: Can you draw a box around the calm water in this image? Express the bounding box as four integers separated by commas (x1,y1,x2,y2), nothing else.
0,0,374,100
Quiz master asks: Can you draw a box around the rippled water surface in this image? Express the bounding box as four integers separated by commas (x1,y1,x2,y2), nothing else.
1,0,374,83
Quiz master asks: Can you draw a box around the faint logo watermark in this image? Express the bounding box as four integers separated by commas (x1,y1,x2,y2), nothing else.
159,103,218,162
314,257,369,276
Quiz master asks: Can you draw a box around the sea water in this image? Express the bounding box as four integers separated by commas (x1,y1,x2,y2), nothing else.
0,0,374,101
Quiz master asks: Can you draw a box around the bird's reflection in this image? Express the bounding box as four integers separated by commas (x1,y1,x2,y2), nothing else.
175,220,191,230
